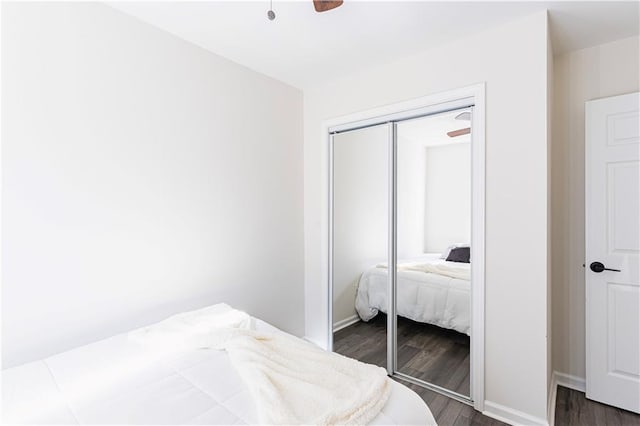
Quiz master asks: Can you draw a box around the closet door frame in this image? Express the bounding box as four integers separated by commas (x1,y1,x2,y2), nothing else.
325,83,486,412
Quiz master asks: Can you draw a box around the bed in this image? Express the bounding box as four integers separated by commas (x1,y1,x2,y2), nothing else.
2,307,436,425
355,254,471,335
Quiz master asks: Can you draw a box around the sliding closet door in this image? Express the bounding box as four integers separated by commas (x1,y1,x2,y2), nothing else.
331,124,389,368
395,110,472,397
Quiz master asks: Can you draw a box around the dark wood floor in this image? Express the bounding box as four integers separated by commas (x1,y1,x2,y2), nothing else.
399,380,507,425
333,313,470,395
334,315,640,426
333,314,504,425
555,386,640,426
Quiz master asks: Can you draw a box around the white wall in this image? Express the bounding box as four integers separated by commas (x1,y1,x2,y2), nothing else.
304,11,550,422
546,27,554,417
1,2,304,368
332,126,388,326
551,36,640,381
424,143,471,253
397,136,427,259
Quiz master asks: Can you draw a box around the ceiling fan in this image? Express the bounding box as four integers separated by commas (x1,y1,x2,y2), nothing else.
313,0,343,12
447,111,471,138
268,0,343,20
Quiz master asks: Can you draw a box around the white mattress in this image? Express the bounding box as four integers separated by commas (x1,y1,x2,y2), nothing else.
2,318,436,425
356,260,471,335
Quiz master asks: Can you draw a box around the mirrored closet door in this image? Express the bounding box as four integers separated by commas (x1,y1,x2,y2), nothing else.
395,110,472,398
330,104,475,404
331,123,389,369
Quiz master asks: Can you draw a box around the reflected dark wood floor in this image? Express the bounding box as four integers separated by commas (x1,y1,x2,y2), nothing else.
333,313,470,394
333,314,504,425
555,386,640,426
397,315,470,396
333,313,388,367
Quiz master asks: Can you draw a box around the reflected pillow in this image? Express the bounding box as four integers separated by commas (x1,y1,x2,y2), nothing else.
440,243,469,259
446,247,470,263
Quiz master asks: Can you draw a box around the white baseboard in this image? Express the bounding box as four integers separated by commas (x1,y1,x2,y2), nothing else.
332,314,360,332
548,371,586,426
302,336,325,350
483,401,548,426
553,371,586,392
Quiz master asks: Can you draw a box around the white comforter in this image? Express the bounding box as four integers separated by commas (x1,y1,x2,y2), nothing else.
2,305,436,425
356,259,471,335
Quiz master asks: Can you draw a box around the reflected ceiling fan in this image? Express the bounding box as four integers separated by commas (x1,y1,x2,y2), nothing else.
268,0,343,20
447,111,471,138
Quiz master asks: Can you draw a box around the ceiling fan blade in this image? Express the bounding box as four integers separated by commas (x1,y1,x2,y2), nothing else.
455,111,471,121
447,127,471,138
313,0,343,12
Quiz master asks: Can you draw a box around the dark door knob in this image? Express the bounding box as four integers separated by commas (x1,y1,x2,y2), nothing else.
590,262,621,273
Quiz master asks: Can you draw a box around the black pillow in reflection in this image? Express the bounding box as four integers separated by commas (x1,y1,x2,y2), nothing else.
445,247,470,263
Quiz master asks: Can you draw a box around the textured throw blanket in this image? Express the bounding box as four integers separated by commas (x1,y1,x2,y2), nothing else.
129,304,391,425
220,329,391,425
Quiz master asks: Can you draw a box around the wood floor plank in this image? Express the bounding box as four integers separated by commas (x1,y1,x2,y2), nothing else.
554,386,640,426
437,397,466,425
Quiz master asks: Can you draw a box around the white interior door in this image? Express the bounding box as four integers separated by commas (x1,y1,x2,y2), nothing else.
586,92,640,414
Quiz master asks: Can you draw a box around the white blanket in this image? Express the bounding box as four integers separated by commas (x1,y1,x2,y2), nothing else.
356,261,471,335
408,263,470,280
377,260,471,281
130,304,392,425
219,330,391,425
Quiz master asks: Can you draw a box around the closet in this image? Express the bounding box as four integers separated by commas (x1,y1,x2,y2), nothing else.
329,99,480,404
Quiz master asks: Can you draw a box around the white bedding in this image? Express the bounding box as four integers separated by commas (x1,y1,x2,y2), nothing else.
356,257,471,335
2,311,436,425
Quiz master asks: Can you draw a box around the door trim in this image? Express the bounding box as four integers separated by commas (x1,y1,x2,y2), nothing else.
323,83,486,411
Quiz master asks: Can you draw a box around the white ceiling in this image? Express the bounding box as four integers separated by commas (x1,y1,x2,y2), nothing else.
107,1,639,89
398,109,471,147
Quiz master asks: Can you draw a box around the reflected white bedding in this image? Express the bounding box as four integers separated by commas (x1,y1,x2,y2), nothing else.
2,311,436,425
356,257,471,335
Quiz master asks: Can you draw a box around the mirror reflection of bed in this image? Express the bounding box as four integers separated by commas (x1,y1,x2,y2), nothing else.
332,110,472,398
334,250,471,396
